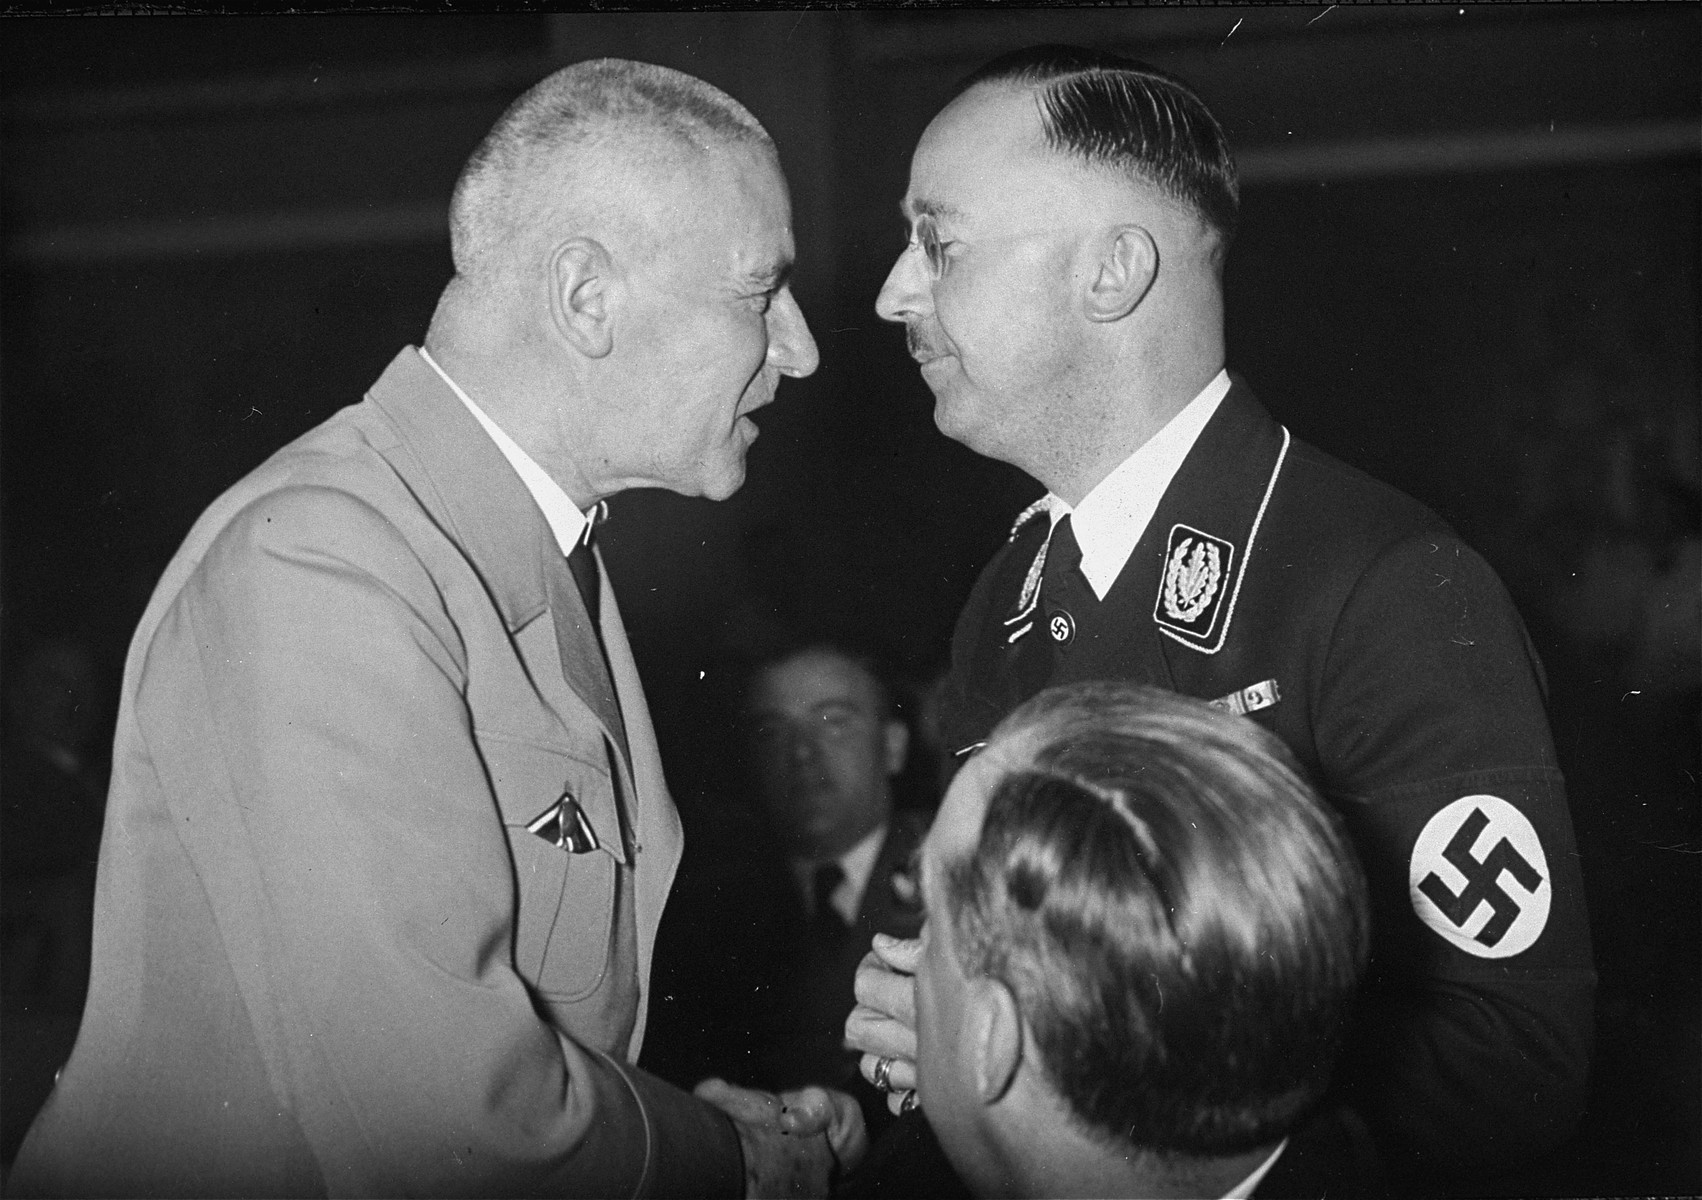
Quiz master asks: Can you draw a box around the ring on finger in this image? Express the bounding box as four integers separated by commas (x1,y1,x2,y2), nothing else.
872,1055,895,1093
899,1089,919,1115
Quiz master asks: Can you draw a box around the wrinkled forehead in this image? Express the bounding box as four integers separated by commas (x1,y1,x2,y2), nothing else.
537,131,790,267
641,138,789,231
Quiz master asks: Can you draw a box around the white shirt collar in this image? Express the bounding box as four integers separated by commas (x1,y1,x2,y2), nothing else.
418,346,593,558
1223,1139,1287,1199
792,819,889,927
1046,369,1231,600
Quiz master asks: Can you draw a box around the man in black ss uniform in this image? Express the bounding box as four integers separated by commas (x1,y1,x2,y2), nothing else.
844,46,1594,1193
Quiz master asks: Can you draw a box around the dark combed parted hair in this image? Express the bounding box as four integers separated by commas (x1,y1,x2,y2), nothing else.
953,45,1239,257
943,682,1369,1157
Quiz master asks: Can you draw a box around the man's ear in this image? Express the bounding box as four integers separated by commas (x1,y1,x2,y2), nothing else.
550,237,614,359
970,977,1022,1104
1084,225,1158,323
883,719,910,777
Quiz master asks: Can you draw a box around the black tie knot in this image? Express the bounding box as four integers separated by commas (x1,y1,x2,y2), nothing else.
1043,514,1083,591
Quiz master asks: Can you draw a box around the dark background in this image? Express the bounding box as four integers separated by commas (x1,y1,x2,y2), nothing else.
2,8,1697,1195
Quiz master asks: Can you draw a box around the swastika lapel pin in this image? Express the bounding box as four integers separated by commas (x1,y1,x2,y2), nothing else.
1153,523,1237,646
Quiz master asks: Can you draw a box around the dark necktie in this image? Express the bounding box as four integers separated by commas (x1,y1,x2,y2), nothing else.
566,523,622,708
567,530,601,629
811,861,849,938
1034,514,1089,646
1042,515,1084,622
1015,515,1089,696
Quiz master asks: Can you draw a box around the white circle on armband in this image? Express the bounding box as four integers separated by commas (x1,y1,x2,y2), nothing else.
1408,794,1551,959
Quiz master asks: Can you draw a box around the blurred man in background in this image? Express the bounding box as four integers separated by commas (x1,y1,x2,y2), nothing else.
745,643,927,1117
912,682,1371,1199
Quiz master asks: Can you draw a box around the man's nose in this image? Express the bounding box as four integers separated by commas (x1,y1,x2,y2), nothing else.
769,288,820,378
875,244,929,325
790,729,824,765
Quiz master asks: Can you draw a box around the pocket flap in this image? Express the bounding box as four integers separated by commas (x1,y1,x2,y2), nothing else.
475,731,625,865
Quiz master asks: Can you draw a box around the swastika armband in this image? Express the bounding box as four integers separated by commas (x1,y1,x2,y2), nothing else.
1408,795,1551,958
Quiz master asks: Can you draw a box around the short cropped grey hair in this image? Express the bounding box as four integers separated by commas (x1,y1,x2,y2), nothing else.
449,58,773,278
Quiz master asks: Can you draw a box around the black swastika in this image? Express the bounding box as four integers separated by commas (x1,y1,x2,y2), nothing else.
1418,807,1544,947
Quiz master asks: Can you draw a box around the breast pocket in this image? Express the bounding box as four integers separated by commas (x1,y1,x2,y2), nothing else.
474,731,626,1001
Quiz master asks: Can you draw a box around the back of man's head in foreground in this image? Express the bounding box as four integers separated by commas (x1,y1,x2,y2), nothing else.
916,682,1369,1196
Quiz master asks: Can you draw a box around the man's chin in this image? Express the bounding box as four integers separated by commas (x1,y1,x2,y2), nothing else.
931,392,977,445
698,470,746,502
933,405,1030,479
703,419,766,499
686,450,749,502
917,357,958,398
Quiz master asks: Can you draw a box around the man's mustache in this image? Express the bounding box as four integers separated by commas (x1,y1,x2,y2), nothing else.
905,325,949,362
